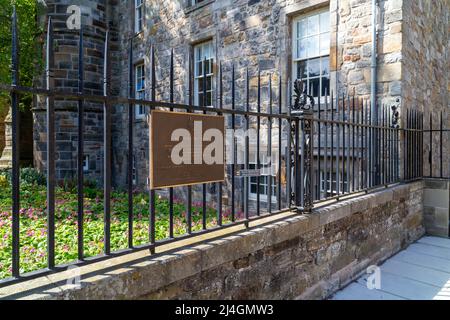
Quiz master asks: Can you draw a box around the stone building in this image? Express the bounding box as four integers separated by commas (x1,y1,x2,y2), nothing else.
1,0,449,300
33,0,448,198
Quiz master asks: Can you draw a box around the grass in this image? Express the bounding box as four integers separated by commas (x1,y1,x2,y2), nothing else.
0,171,238,279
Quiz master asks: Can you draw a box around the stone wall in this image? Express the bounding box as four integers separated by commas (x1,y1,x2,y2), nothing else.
423,179,449,238
110,0,412,189
33,0,449,187
142,183,424,300
337,0,403,100
402,0,449,178
33,0,118,183
33,110,104,181
0,181,424,300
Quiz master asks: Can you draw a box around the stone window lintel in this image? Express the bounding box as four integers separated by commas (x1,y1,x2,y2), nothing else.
184,0,215,15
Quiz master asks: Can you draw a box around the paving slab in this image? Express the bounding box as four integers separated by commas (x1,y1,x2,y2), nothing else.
331,236,450,300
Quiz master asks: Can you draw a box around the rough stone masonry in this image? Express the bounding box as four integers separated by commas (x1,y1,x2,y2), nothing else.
0,181,424,299
33,0,449,187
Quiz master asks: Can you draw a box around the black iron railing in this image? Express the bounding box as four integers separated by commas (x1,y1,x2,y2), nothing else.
423,111,449,179
0,12,448,287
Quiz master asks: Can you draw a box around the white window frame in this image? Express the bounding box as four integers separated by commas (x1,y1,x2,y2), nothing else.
135,63,146,119
135,0,144,33
292,8,330,101
83,155,89,172
194,41,214,107
320,171,348,195
248,156,277,203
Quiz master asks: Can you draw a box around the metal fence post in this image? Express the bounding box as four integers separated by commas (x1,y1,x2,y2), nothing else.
46,17,56,269
300,110,314,212
11,7,21,278
103,30,111,255
291,79,314,213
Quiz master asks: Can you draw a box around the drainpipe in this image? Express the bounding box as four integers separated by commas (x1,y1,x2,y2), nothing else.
371,0,378,118
371,0,378,184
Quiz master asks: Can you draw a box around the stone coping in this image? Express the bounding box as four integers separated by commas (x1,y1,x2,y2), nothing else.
423,178,450,190
0,181,423,300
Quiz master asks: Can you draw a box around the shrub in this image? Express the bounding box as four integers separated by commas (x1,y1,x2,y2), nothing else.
84,187,100,199
0,174,8,188
60,178,100,196
20,167,46,186
0,167,46,186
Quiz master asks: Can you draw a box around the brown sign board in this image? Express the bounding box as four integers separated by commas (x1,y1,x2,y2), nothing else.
150,110,225,189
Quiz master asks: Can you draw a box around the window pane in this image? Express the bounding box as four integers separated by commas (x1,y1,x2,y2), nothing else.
203,42,211,59
307,35,320,57
206,76,212,91
198,77,203,90
196,47,202,62
321,76,330,96
298,19,307,38
136,66,141,79
308,15,319,35
321,56,330,75
308,58,320,77
320,12,330,33
320,33,330,56
296,61,307,80
298,40,307,59
196,61,202,77
206,92,212,106
310,78,320,97
209,59,213,74
259,185,266,194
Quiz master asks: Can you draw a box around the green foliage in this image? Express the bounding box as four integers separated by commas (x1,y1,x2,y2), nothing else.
0,182,228,279
0,167,46,185
0,174,8,188
0,0,44,113
59,178,101,199
19,167,46,185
